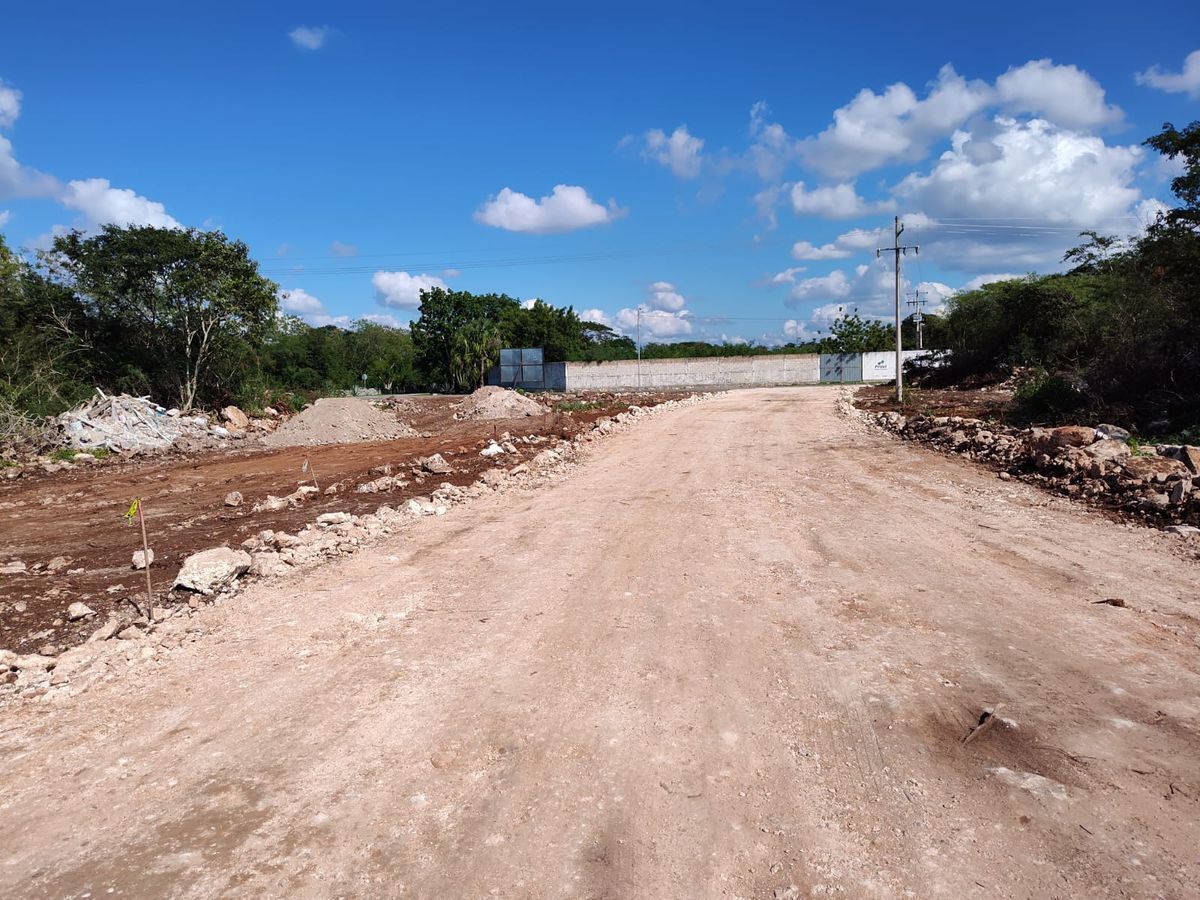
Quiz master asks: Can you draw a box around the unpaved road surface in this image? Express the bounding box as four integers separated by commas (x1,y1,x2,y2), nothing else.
3,386,1199,898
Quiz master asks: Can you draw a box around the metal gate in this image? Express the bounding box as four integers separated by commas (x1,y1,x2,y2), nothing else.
819,353,862,383
497,347,545,390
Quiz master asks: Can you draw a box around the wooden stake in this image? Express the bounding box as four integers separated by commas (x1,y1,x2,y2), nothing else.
304,456,320,493
137,497,153,618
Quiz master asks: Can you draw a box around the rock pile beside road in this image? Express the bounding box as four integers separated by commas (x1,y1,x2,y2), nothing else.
871,411,1200,530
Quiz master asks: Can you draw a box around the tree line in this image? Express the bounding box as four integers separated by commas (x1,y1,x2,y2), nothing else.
934,121,1199,432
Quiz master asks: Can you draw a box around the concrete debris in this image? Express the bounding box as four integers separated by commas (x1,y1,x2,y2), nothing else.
873,411,1200,529
55,388,235,454
132,549,155,570
172,547,252,595
224,490,244,507
252,494,290,513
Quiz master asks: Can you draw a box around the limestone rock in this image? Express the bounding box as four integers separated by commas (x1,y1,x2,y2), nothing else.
67,601,95,621
418,453,453,475
221,405,250,430
173,547,252,595
224,490,244,507
132,548,155,570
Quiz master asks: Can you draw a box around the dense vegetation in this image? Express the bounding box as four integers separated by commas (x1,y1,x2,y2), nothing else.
936,122,1199,432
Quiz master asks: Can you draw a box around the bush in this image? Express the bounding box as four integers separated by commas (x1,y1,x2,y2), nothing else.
1012,369,1085,420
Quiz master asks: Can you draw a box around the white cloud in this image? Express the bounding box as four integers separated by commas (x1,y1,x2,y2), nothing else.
791,240,850,260
0,209,9,228
913,280,957,315
579,308,613,327
329,240,357,257
746,102,799,181
475,184,625,234
1136,49,1200,98
278,287,324,315
289,26,332,51
799,65,992,179
768,266,807,284
789,181,892,219
372,270,448,309
615,306,692,338
834,227,886,250
520,298,538,310
893,117,1142,226
60,178,181,229
782,318,819,342
0,80,20,128
995,59,1121,129
960,273,1024,291
643,125,704,178
308,314,353,328
646,281,686,311
787,270,853,305
441,267,461,278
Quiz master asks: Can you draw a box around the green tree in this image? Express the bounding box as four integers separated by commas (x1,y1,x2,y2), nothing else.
1145,121,1200,229
449,319,502,392
45,226,278,410
411,288,518,389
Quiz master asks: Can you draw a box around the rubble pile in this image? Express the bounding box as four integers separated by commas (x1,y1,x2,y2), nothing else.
454,386,547,420
873,411,1200,528
262,397,417,447
55,390,247,453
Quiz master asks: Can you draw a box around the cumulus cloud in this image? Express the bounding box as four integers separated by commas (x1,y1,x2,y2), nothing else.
329,240,357,257
289,26,332,50
960,273,1024,292
359,313,408,329
799,65,992,180
768,266,807,284
615,306,692,338
0,80,20,128
372,270,448,308
579,308,613,327
0,209,10,228
791,240,851,260
278,287,324,316
1136,49,1200,98
995,59,1121,129
60,178,181,229
789,181,893,219
746,102,799,181
782,318,819,342
646,281,687,311
893,118,1141,226
786,270,853,305
475,184,625,234
642,125,704,178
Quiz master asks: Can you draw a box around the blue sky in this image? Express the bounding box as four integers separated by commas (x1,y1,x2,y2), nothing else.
1,1,1198,343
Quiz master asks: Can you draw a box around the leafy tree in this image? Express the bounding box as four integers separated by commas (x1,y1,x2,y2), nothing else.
45,226,278,410
1145,121,1200,229
411,288,518,389
449,319,502,391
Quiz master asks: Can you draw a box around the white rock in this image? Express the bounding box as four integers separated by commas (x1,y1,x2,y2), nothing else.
132,548,155,570
317,512,352,525
67,601,95,620
173,547,252,595
480,442,504,457
224,491,244,507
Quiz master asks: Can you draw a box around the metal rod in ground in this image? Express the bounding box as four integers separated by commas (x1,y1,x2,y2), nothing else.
137,498,153,618
305,456,320,492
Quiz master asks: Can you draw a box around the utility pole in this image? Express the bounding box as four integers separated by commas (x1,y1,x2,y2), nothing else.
636,306,643,389
877,216,918,402
906,289,927,350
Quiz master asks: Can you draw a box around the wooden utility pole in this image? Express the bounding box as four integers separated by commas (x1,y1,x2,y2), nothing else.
877,217,918,402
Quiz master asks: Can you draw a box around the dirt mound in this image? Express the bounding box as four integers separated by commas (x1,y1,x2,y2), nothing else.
263,398,417,447
455,386,547,420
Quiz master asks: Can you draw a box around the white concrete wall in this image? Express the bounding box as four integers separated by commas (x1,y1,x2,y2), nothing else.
862,350,933,382
563,354,822,390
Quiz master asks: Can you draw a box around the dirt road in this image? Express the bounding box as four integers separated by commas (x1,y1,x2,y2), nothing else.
3,386,1199,898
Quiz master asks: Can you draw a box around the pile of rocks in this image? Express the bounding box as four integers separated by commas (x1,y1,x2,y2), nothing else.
872,411,1200,528
54,390,261,454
